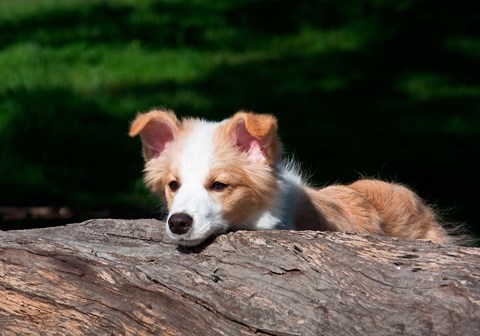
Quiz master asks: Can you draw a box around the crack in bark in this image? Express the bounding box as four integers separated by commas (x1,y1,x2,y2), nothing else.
102,232,170,244
136,268,279,335
0,267,158,333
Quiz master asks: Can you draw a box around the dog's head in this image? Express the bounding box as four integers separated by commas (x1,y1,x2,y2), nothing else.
129,109,281,246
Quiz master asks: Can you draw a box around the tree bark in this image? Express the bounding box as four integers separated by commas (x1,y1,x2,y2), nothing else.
0,219,479,336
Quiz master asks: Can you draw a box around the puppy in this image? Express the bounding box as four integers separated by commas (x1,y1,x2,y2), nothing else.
129,109,449,246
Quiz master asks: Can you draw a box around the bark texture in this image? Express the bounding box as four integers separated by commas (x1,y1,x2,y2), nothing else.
0,218,479,335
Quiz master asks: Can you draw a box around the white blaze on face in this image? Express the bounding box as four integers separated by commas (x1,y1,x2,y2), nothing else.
166,120,228,245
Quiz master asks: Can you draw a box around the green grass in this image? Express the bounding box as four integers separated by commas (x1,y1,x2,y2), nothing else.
399,73,480,101
0,27,368,92
0,0,479,236
446,35,480,59
0,43,207,91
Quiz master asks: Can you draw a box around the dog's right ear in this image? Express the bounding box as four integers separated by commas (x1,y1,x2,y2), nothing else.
129,109,180,161
226,111,281,166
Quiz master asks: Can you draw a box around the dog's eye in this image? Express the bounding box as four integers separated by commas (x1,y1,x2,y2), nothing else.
168,181,180,192
210,181,227,191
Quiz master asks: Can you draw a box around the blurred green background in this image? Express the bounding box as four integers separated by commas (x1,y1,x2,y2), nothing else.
0,0,478,238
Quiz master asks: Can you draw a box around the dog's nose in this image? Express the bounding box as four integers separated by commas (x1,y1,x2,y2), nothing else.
168,213,193,235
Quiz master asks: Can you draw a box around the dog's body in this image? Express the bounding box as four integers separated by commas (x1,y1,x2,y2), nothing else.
130,110,449,246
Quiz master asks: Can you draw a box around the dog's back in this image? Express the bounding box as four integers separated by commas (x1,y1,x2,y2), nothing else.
295,179,448,244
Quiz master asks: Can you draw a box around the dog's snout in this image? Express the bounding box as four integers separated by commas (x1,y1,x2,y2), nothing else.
168,213,193,235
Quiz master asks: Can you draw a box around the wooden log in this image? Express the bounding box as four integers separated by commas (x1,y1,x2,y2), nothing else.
0,219,479,335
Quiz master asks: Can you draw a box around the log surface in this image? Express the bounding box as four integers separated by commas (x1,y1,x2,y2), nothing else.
0,219,479,335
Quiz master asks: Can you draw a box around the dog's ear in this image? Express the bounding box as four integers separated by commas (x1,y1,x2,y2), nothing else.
227,111,281,165
129,109,180,161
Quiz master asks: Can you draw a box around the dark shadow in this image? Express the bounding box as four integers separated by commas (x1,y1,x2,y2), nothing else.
0,87,157,231
176,234,219,254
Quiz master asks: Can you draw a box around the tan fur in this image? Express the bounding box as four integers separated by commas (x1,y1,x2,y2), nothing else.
130,109,450,244
131,112,277,229
129,110,181,161
226,111,282,166
213,122,278,227
141,118,196,205
129,109,180,138
348,180,448,242
294,181,448,244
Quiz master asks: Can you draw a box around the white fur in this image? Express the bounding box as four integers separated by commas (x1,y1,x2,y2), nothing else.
166,120,229,245
165,122,305,246
239,161,304,231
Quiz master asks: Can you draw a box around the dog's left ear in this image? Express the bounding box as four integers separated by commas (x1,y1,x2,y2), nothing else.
227,111,281,166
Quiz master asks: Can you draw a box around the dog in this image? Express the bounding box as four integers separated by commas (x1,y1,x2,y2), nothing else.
129,109,449,246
